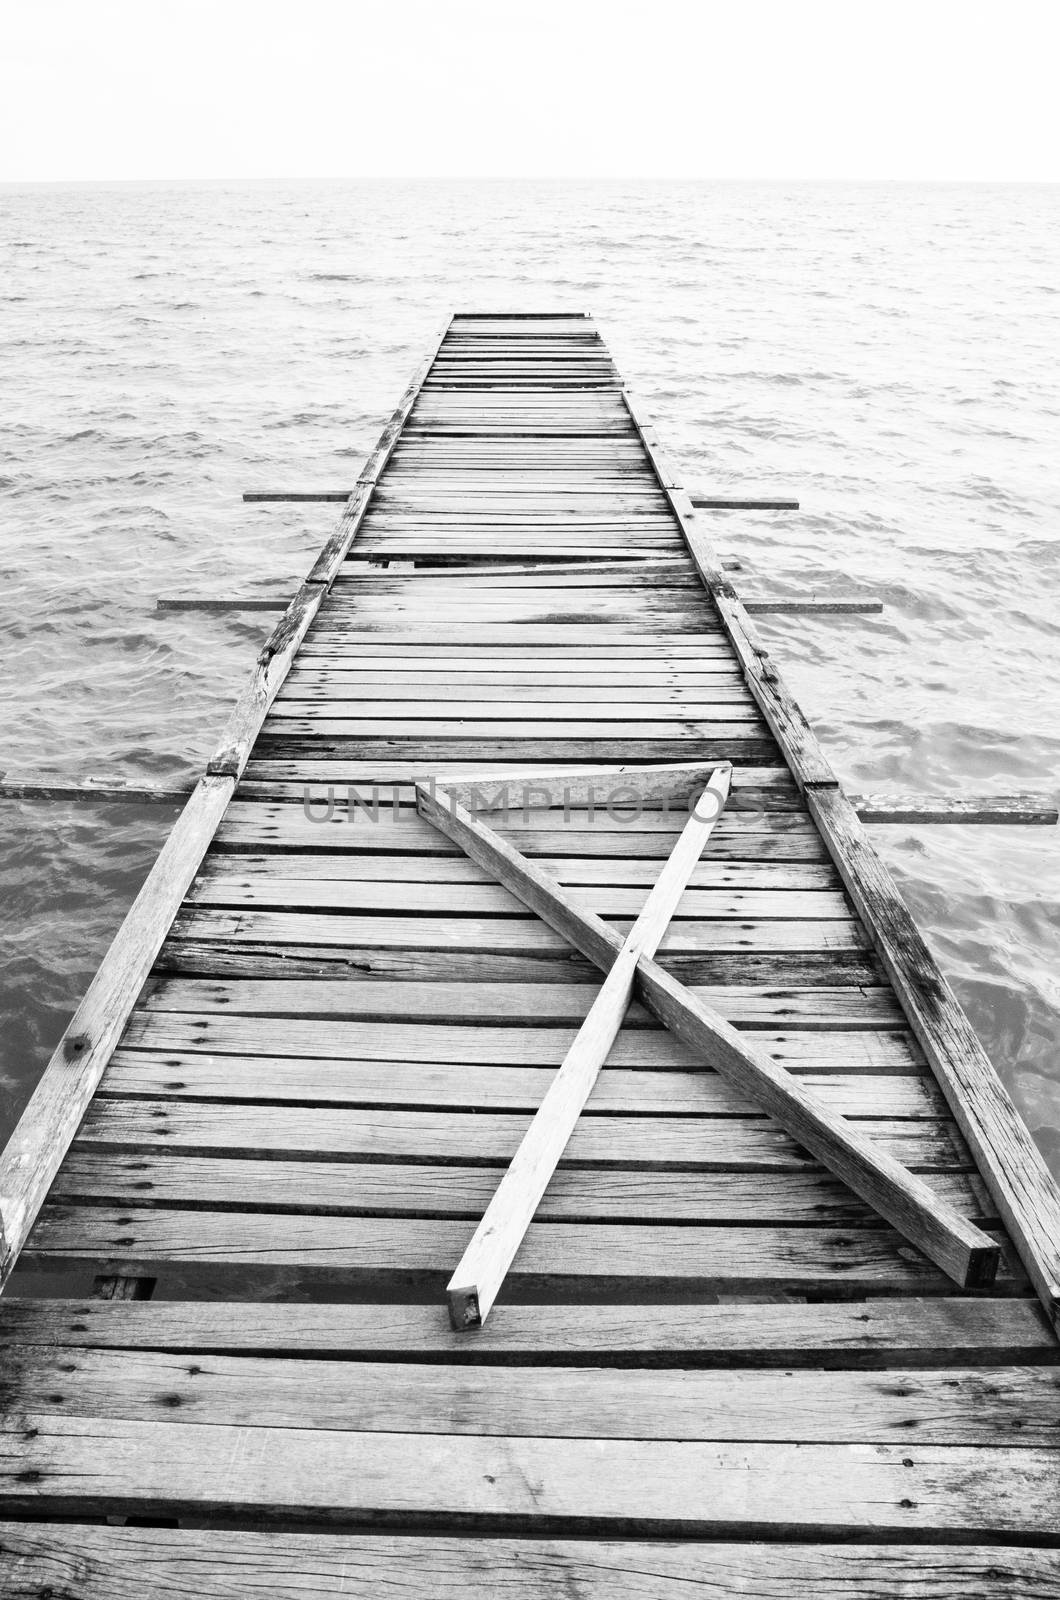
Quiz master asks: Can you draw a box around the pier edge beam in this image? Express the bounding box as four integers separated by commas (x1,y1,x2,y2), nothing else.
614,373,1060,1338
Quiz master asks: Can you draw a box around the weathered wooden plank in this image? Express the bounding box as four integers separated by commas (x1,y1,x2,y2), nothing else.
192,850,828,888
743,595,882,615
315,593,876,619
166,908,869,958
213,803,830,860
257,737,780,764
1,1295,1053,1366
0,1527,1055,1598
156,938,881,989
70,1100,965,1171
256,767,794,812
0,775,235,1287
0,773,191,803
25,1208,1008,1292
268,700,763,723
691,495,800,510
185,877,853,922
293,642,739,658
120,1013,926,1070
6,1348,1057,1446
139,976,906,1027
158,595,289,613
0,1415,1054,1535
259,719,767,743
445,767,733,1325
244,490,354,501
237,777,801,811
96,1055,942,1116
335,560,692,582
279,684,754,707
54,1152,979,1222
851,793,1060,826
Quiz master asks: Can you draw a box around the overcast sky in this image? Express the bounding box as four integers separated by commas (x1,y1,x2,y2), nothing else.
2,0,1057,183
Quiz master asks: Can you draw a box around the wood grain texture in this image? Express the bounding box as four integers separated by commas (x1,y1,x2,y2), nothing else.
97,1054,941,1114
70,1098,967,1170
5,1348,1057,1445
0,1415,1056,1536
26,1206,1015,1292
2,1296,1054,1366
118,1013,927,1069
52,1152,985,1224
1,1526,1058,1598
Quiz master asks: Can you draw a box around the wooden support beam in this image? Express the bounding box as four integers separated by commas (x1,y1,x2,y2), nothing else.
1,770,1053,826
691,496,800,511
0,773,192,804
744,596,882,615
156,598,285,613
415,781,1001,1294
441,766,731,1329
156,592,876,615
851,793,1058,826
242,491,799,511
243,491,354,502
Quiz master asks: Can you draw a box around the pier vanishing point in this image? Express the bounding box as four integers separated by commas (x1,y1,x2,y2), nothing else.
1,312,1059,1595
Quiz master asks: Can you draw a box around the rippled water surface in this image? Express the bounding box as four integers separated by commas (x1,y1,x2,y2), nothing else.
1,179,1058,1171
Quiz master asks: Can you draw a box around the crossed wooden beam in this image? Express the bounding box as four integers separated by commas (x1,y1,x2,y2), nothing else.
415,762,1000,1329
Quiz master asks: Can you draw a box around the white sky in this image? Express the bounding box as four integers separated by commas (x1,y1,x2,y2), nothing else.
2,0,1058,182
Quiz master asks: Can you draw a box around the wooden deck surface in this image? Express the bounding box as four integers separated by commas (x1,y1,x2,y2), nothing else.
1,312,1058,1595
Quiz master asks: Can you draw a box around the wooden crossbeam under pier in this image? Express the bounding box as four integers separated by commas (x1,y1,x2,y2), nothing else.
2,311,1059,1592
3,770,1055,824
244,490,801,509
154,591,882,614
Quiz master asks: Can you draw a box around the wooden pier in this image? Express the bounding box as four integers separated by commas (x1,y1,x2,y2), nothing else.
1,312,1059,1594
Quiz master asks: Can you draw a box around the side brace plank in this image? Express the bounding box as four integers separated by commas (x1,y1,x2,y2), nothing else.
444,768,731,1328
